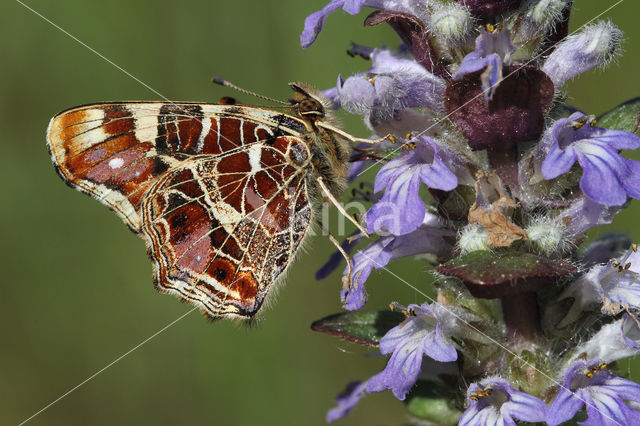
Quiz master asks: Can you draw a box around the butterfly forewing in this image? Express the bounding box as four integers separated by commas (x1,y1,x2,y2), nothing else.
47,102,314,318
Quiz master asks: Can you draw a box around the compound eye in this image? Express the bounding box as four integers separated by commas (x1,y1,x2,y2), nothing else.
299,99,323,116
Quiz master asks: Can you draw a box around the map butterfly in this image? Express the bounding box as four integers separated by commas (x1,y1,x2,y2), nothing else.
47,82,375,319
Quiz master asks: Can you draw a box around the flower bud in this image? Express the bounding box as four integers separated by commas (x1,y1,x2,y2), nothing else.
525,218,563,254
527,0,569,30
458,224,490,254
542,21,623,87
429,2,473,44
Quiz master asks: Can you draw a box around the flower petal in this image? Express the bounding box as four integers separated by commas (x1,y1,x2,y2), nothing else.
423,324,458,362
366,336,423,399
418,153,458,191
458,401,482,426
583,389,634,426
366,173,425,235
541,141,577,180
372,153,410,193
342,237,394,310
300,0,347,49
326,380,369,423
576,151,627,206
618,157,640,200
502,389,547,423
547,388,585,425
582,127,640,151
600,375,640,403
454,51,489,79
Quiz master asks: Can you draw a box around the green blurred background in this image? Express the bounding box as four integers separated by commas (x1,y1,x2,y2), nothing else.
1,1,639,425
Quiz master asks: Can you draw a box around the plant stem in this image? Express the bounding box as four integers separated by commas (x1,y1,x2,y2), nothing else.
501,291,543,351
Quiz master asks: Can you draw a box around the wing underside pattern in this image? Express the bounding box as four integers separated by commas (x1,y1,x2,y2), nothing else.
47,102,313,317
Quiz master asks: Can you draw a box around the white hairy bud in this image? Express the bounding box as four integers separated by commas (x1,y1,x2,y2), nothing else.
527,0,568,29
429,2,473,44
526,218,563,254
458,224,490,255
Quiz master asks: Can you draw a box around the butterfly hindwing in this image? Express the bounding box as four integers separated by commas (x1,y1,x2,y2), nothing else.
47,102,314,318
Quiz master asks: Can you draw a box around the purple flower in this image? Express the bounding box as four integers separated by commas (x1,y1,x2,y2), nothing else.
342,212,453,310
459,378,547,425
542,22,622,87
453,27,515,99
326,380,368,423
541,112,640,206
365,303,458,399
547,360,640,425
300,0,418,48
336,49,447,115
365,137,458,236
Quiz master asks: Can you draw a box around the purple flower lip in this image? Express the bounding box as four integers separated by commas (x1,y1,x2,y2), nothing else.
547,360,640,425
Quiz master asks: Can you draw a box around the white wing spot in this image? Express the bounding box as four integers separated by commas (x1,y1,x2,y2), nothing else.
212,202,243,233
248,144,262,173
108,157,125,169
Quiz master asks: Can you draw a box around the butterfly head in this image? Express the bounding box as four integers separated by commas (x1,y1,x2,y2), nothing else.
288,82,333,122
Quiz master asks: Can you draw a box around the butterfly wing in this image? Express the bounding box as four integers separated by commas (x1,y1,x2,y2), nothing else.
47,102,314,318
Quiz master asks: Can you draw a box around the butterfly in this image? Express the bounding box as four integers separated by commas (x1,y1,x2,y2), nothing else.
47,82,383,320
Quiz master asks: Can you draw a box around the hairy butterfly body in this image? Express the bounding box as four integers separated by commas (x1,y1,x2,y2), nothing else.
47,83,351,319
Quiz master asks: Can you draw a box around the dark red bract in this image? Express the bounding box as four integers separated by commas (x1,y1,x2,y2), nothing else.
445,65,554,151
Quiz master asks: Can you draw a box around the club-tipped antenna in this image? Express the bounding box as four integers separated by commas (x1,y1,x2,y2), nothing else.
211,76,289,105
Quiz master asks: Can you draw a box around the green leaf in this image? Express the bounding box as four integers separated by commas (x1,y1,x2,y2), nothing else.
435,250,576,299
310,310,405,347
405,381,462,425
598,97,640,135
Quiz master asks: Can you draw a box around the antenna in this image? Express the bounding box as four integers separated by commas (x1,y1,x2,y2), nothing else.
211,76,289,105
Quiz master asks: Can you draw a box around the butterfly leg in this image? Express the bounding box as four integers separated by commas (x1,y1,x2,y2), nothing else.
317,177,370,238
317,122,396,145
323,229,354,290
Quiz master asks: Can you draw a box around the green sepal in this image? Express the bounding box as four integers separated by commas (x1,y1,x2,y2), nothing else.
597,97,640,135
310,310,405,347
505,349,553,396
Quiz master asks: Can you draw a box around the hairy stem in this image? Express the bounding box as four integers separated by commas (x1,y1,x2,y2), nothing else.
501,292,543,351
